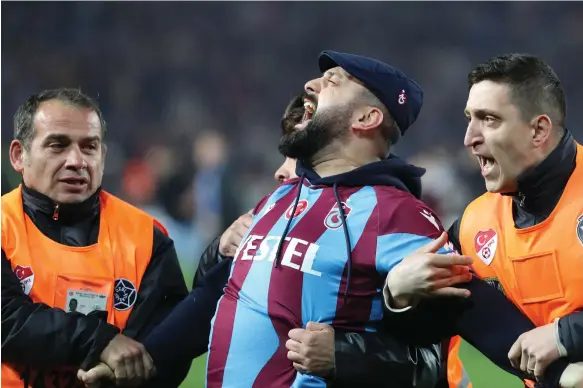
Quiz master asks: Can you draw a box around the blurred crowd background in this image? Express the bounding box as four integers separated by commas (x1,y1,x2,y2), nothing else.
3,1,583,283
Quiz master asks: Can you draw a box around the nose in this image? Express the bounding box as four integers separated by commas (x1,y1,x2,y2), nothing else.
464,120,484,148
304,76,323,95
274,164,290,183
64,146,87,170
274,158,297,183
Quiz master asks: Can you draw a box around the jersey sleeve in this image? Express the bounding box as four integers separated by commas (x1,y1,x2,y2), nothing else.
375,196,457,276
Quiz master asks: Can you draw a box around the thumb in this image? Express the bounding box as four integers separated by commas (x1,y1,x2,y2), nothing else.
417,232,447,254
82,364,115,383
306,321,330,331
77,370,87,381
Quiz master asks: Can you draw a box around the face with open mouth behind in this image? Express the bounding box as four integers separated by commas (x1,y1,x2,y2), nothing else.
11,99,105,204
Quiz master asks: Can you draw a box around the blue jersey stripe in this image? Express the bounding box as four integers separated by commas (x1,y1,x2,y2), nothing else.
219,186,322,387
300,186,377,326
291,373,327,388
375,233,453,276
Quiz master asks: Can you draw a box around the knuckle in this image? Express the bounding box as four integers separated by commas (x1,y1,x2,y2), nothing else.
128,349,140,358
517,334,525,342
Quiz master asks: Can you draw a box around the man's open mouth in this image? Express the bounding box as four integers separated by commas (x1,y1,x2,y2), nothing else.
301,99,316,123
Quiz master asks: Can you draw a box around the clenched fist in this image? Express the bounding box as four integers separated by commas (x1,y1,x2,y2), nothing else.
99,334,155,386
508,323,561,380
286,322,335,378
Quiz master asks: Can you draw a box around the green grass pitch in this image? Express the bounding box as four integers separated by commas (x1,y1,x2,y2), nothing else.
178,341,523,387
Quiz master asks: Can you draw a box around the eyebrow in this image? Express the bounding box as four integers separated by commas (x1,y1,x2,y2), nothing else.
324,69,355,83
465,108,501,119
42,134,101,143
324,70,337,78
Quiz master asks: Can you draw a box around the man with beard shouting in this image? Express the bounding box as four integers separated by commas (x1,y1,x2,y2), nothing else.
204,50,470,388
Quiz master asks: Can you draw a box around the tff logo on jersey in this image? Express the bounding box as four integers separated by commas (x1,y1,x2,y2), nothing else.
474,229,498,266
285,199,309,220
324,202,352,230
13,265,34,295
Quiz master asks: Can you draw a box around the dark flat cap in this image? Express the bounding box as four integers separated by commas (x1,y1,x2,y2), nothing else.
319,50,423,135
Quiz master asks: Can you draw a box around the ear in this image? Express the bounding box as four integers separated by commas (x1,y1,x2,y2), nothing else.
101,143,108,167
9,140,26,173
352,107,384,133
531,114,552,147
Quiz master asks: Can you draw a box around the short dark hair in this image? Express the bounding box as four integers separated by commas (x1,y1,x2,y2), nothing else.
468,54,566,132
14,88,107,150
280,93,306,136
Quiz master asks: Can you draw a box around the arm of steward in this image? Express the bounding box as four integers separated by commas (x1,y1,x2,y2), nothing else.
121,226,191,388
558,311,583,361
192,236,224,289
331,330,442,388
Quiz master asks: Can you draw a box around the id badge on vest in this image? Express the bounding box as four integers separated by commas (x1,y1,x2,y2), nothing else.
62,284,109,315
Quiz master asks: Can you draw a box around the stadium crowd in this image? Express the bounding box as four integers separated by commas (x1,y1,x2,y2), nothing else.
3,3,583,277
2,3,583,387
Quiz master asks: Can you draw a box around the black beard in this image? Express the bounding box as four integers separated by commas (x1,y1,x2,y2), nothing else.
278,111,346,163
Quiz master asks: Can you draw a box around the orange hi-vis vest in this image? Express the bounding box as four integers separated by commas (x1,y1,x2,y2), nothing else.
447,337,472,388
459,143,583,385
1,186,157,388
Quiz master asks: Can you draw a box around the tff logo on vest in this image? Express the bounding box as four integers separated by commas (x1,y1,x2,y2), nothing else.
285,200,309,220
474,229,498,266
13,265,35,295
324,202,352,230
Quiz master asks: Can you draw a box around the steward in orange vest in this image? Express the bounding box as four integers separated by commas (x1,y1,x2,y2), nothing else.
454,138,583,387
382,54,582,388
450,56,583,386
1,88,190,388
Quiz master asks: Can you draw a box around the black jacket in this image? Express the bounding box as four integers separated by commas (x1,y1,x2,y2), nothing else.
448,131,583,363
1,185,190,387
